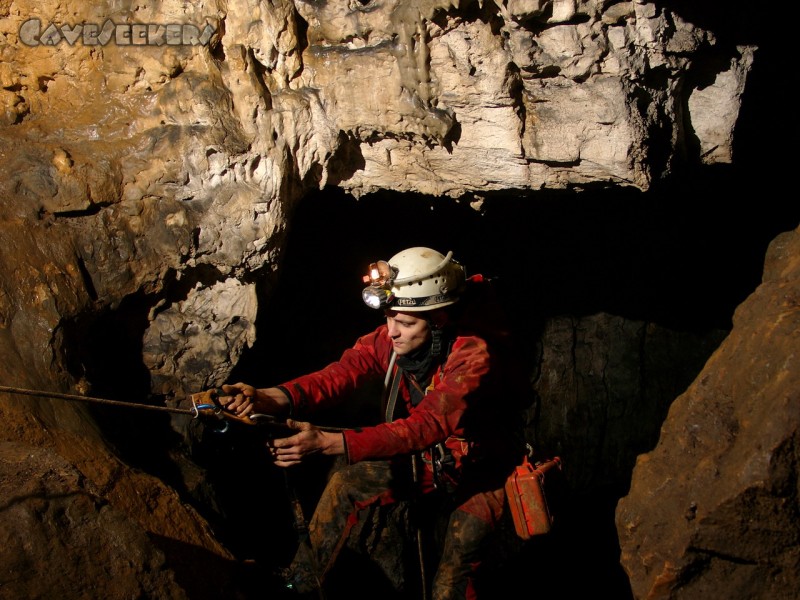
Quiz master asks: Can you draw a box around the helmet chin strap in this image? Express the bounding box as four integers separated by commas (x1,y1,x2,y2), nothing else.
430,325,444,357
428,310,454,358
425,305,452,356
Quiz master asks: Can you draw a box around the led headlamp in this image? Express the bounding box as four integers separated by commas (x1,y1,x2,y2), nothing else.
361,260,398,310
362,286,394,309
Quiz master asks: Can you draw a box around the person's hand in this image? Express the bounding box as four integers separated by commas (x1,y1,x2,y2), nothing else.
216,383,292,418
218,382,257,417
267,419,343,467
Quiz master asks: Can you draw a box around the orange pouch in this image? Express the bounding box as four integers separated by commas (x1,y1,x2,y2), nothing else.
505,456,561,540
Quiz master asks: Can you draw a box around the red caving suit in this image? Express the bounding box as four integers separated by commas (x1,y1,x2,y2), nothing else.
277,323,529,599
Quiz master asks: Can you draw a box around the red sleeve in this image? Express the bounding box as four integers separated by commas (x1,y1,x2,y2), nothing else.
278,325,393,417
343,336,490,463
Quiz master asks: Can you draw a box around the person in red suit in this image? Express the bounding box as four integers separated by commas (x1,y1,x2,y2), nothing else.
222,247,531,599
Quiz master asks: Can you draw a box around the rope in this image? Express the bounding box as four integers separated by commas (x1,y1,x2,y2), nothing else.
0,384,350,432
0,384,194,414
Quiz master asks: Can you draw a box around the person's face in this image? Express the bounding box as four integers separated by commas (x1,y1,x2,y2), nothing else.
385,310,430,356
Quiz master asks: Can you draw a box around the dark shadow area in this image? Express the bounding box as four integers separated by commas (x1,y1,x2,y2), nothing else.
58,266,243,503
232,162,799,388
149,532,278,600
58,292,189,486
183,418,342,570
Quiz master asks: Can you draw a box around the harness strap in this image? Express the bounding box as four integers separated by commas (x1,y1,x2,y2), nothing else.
382,357,429,600
384,359,403,423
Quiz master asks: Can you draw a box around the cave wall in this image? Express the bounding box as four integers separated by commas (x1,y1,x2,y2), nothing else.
617,228,800,600
0,0,796,598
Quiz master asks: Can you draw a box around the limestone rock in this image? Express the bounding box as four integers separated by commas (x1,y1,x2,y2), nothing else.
143,278,258,399
0,398,241,599
0,0,753,397
616,226,800,599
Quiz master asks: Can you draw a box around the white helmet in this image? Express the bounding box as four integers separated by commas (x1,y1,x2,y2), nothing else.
362,247,466,311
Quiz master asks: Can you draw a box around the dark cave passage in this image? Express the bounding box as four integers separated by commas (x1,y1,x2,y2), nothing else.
232,168,796,389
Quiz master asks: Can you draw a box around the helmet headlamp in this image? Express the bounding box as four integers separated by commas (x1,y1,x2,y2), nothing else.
360,248,465,312
362,286,395,309
362,261,396,287
362,260,398,310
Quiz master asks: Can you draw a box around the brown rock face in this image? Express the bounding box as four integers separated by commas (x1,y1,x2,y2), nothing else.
0,0,794,598
616,227,800,599
0,441,190,599
0,394,241,598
